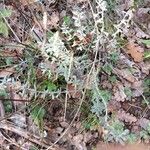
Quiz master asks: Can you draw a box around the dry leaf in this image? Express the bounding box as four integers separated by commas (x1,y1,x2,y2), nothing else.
132,81,144,97
10,114,26,128
84,131,98,143
113,68,136,83
0,50,18,57
72,33,92,47
96,142,150,150
7,81,21,91
126,41,144,62
48,11,59,28
135,27,150,39
117,110,137,123
113,83,126,102
0,132,5,145
67,84,81,98
0,67,15,78
108,99,121,112
137,118,150,130
139,62,150,75
72,134,87,150
19,0,37,6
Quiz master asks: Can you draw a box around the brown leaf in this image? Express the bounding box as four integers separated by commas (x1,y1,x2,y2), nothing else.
48,11,59,28
72,33,92,47
108,99,121,112
117,110,137,124
132,81,144,97
137,118,150,130
72,134,86,150
7,81,21,91
0,67,15,78
113,68,136,83
126,41,144,62
19,0,36,6
0,132,5,145
139,62,150,75
113,83,126,102
135,27,150,39
96,142,150,150
0,50,18,57
67,84,81,99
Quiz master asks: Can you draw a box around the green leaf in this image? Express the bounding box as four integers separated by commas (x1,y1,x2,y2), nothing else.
141,39,150,47
40,80,57,92
0,89,7,97
0,9,12,17
127,133,137,144
109,75,117,83
102,63,113,75
124,87,132,99
0,21,9,37
31,105,46,128
3,100,13,113
63,16,71,25
144,51,150,59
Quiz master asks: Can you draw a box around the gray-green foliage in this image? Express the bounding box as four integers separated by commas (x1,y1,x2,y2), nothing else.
0,8,12,37
140,123,150,141
105,120,130,144
91,85,111,125
143,78,150,98
127,133,137,144
141,39,150,59
0,89,13,113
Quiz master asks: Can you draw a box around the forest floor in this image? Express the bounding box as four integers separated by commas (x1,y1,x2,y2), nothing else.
0,0,150,150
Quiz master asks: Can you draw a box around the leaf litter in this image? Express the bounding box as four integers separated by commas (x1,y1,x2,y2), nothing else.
0,0,150,149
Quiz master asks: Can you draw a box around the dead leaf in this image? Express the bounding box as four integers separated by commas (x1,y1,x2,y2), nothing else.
0,67,15,78
134,8,150,24
139,62,150,75
126,41,144,62
0,132,5,145
7,81,21,91
113,83,126,102
67,84,82,99
137,118,150,130
135,27,150,39
83,131,98,143
96,142,150,150
108,99,121,112
0,49,18,57
10,114,26,128
72,134,87,150
132,81,142,89
19,0,37,6
113,68,136,83
72,33,92,47
119,54,135,67
48,11,59,28
117,110,137,123
132,81,144,97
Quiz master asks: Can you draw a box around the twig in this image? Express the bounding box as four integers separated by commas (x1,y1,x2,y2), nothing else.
0,98,30,102
0,121,50,148
63,89,68,121
128,103,142,110
0,100,5,118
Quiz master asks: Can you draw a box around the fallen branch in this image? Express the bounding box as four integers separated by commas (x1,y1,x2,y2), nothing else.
0,121,50,149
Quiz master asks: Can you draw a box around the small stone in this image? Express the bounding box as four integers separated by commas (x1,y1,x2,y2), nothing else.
56,127,63,134
60,122,69,128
